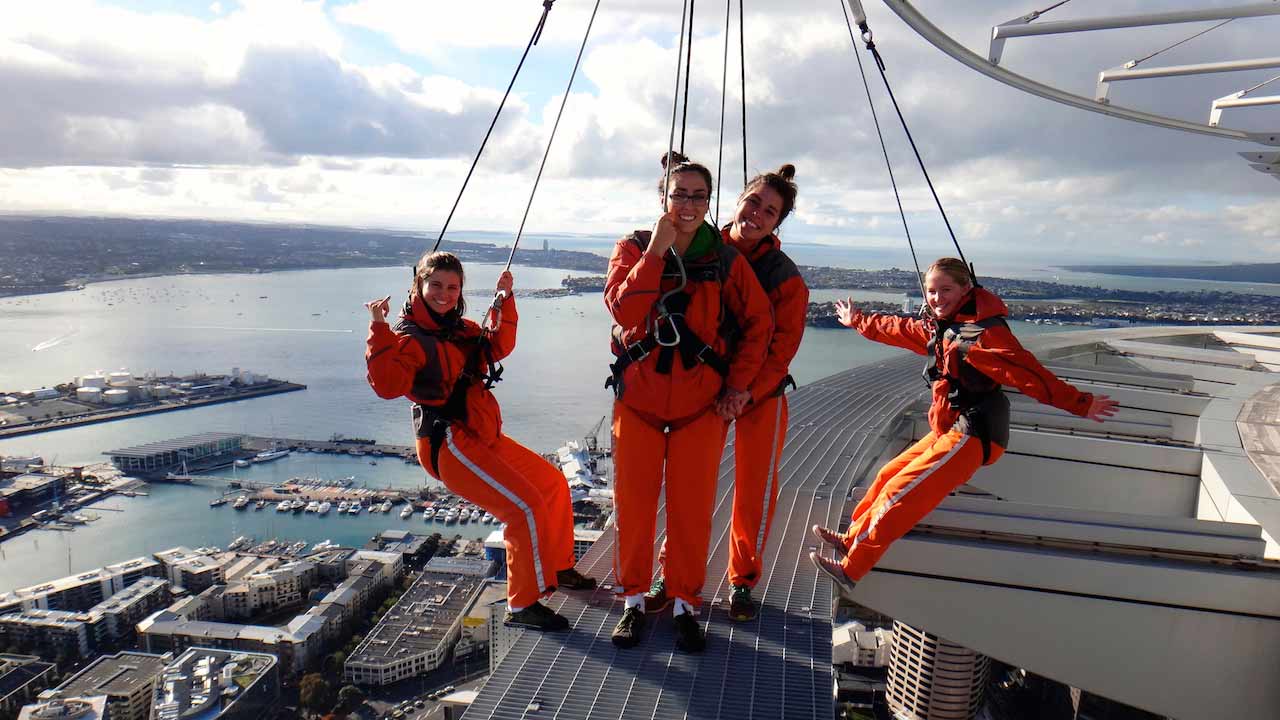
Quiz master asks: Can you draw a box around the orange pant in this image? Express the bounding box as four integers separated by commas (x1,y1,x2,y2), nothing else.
612,400,728,607
841,429,1004,580
727,393,788,588
427,428,576,608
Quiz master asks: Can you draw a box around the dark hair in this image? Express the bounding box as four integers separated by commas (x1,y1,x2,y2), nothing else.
414,251,466,316
657,150,713,199
740,163,798,229
926,257,973,288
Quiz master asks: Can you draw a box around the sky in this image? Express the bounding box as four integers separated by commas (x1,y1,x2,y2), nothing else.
0,0,1277,264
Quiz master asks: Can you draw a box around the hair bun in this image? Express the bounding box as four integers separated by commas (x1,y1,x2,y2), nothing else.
661,150,690,169
777,163,796,181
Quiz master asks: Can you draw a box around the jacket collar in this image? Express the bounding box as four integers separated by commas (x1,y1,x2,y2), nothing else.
721,224,779,263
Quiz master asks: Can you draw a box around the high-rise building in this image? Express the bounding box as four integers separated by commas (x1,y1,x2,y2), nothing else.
887,621,990,720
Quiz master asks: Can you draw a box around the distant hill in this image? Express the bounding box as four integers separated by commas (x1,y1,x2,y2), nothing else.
1061,263,1280,284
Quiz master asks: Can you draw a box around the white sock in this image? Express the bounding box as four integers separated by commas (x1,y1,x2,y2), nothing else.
673,597,694,616
624,593,645,611
508,602,526,613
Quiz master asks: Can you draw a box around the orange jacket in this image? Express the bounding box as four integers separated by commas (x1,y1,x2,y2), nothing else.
365,292,517,444
605,228,772,423
850,287,1093,439
725,227,809,402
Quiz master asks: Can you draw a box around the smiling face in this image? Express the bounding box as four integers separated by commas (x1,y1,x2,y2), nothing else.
420,269,463,315
925,268,972,319
664,170,711,234
732,185,784,244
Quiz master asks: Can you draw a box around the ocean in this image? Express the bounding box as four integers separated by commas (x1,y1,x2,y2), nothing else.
0,262,1090,591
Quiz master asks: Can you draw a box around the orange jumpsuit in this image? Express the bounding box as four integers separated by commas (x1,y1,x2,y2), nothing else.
605,225,772,607
366,292,576,608
840,288,1094,580
724,228,809,588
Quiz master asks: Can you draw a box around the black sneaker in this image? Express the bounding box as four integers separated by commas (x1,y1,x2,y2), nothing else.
672,611,705,653
643,576,672,614
611,606,646,648
728,584,756,622
504,601,570,631
556,567,597,590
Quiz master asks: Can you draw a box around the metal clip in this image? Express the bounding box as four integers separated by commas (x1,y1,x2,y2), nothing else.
653,312,682,348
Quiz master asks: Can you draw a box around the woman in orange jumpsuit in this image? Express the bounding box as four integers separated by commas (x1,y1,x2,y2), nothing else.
721,164,809,621
810,257,1119,593
605,152,772,652
365,252,594,630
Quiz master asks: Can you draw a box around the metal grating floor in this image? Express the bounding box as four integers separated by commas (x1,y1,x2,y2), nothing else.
464,356,925,720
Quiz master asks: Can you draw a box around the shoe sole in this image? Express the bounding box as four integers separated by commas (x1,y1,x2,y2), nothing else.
643,596,672,614
811,525,849,555
810,552,858,599
504,620,569,631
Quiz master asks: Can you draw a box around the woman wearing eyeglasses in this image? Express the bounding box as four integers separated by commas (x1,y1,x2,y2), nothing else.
604,151,772,653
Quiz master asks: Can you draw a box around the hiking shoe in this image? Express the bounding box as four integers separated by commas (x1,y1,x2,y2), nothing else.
611,606,646,649
672,611,706,653
811,524,849,555
504,601,570,631
728,584,756,622
810,551,858,599
643,576,672,614
556,567,597,590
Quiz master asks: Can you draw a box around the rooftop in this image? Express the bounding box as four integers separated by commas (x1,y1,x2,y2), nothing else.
105,433,243,460
54,652,169,699
152,649,275,720
346,569,486,667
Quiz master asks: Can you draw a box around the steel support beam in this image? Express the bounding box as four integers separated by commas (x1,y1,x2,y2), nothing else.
990,3,1280,65
1097,56,1280,103
878,0,1280,145
1211,93,1280,126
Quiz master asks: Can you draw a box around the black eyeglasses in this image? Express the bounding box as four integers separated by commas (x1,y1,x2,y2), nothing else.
668,192,710,206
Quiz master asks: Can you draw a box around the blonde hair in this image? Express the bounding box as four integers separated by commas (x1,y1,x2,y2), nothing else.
926,257,972,287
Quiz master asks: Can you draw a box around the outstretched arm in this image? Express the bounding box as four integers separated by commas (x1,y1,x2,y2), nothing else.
966,324,1117,421
485,271,519,362
365,297,427,400
836,298,930,355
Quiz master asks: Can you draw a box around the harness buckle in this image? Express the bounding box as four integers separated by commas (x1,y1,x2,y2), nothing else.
624,342,650,363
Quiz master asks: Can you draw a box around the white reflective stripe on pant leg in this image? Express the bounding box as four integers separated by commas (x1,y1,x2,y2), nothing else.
445,429,546,593
849,435,970,552
753,397,785,558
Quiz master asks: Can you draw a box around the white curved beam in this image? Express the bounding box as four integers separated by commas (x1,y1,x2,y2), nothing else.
878,0,1280,147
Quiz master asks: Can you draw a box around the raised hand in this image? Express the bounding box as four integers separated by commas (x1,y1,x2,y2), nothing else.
496,270,514,297
834,298,861,328
365,296,391,324
647,211,680,258
1085,394,1120,423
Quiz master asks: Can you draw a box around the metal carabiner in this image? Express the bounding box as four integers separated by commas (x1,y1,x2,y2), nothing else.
482,290,508,334
653,311,682,348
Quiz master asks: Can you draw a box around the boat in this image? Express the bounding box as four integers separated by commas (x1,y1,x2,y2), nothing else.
318,501,331,515
290,500,304,513
255,499,266,510
347,503,361,515
457,506,469,524
482,512,495,524
444,508,458,524
210,497,227,508
232,495,249,510
422,508,436,521
253,448,291,463
275,500,289,512
369,459,377,465
305,501,320,513
338,501,350,513
470,509,481,522
400,505,414,519
234,459,251,468
311,539,335,552
379,500,393,513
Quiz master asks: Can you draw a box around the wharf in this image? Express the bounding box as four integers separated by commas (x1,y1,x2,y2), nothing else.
242,435,417,462
0,380,306,439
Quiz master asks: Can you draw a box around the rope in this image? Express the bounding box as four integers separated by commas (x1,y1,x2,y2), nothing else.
432,0,555,253
1241,72,1280,96
849,10,975,283
663,0,692,213
505,0,602,273
838,0,925,301
739,0,747,185
715,0,731,225
1031,0,1072,18
1129,19,1232,68
680,0,697,154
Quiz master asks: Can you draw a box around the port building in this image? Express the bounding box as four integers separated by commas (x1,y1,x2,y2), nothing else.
150,649,279,720
105,433,244,475
0,655,57,719
38,651,170,720
460,325,1280,720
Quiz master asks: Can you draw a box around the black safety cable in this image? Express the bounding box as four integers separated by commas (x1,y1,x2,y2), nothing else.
663,0,692,212
738,0,747,185
432,0,556,252
679,0,697,153
506,0,603,272
714,0,731,225
1130,18,1232,68
838,0,925,301
847,5,974,283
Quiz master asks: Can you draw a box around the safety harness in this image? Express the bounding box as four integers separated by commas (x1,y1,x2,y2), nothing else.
395,317,504,474
923,297,1010,463
605,231,738,399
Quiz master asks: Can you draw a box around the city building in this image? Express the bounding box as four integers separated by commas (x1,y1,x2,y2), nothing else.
105,433,244,475
365,531,433,568
343,558,492,686
150,649,279,720
832,621,891,668
17,697,107,720
572,529,603,562
0,579,170,662
0,655,56,720
0,558,163,615
40,651,170,720
887,621,990,720
482,531,506,581
484,597,525,677
0,473,68,514
453,581,507,665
